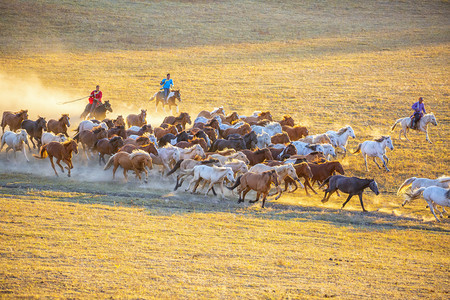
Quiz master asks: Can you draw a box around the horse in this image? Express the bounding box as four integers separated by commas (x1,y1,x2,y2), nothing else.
251,122,283,137
196,107,225,119
166,158,220,190
278,115,295,127
271,132,290,145
256,132,271,149
284,152,327,165
227,131,258,150
192,130,212,149
41,132,67,145
291,141,324,155
21,116,47,149
240,148,274,166
223,160,249,176
209,138,246,152
391,113,438,143
76,120,109,133
283,162,313,193
221,111,240,124
158,131,190,147
0,130,30,161
353,136,394,172
107,125,127,139
209,151,250,165
249,163,302,200
176,138,209,153
240,111,273,125
325,126,356,157
126,109,147,128
397,176,450,206
301,133,336,147
268,143,297,160
185,166,235,199
154,124,178,140
149,90,182,113
155,145,181,175
80,100,113,120
113,115,126,127
101,119,115,129
282,125,308,141
74,127,108,160
1,110,28,133
319,175,379,212
179,144,205,160
33,140,78,177
104,150,153,183
126,124,153,136
47,114,70,137
163,112,192,130
404,187,450,222
228,169,279,208
221,123,251,139
94,136,124,165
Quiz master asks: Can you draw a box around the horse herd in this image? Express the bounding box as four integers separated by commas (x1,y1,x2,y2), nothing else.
0,106,447,221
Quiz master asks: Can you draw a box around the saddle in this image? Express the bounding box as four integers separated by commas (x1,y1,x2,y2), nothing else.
410,112,421,130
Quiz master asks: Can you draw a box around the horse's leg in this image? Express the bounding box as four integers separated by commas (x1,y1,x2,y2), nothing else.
322,189,335,203
403,126,410,142
306,179,317,194
363,153,369,171
219,181,225,199
261,193,268,208
341,194,354,209
358,193,367,212
55,158,65,173
123,168,129,182
372,157,382,169
112,162,119,180
378,155,390,172
249,192,260,204
424,127,432,144
426,199,441,222
383,154,389,165
239,188,250,203
49,156,58,177
22,145,29,162
433,202,444,218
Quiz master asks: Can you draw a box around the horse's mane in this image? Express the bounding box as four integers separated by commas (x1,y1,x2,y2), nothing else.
62,139,74,146
336,127,348,136
373,136,389,142
282,115,292,120
92,126,104,134
258,111,270,117
254,149,268,154
130,149,150,159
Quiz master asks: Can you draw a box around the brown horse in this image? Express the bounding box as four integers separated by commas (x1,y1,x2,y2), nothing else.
1,110,28,133
283,162,314,194
107,125,127,139
126,109,147,128
104,150,153,182
154,125,178,140
94,136,124,165
296,161,345,195
271,132,290,145
221,111,240,124
126,124,153,136
47,114,70,137
196,107,225,119
228,169,279,208
221,123,251,139
163,112,192,130
240,148,274,166
241,111,273,125
113,115,126,127
268,143,297,161
279,115,295,127
282,125,308,141
176,138,208,152
287,152,327,164
74,126,108,160
205,148,236,157
119,142,158,156
193,118,221,131
33,140,78,177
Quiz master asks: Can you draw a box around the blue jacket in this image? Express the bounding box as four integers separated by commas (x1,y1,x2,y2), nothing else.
412,101,426,114
160,78,173,89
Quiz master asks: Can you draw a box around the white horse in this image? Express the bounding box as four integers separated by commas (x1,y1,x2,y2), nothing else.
256,132,271,149
404,186,450,222
353,136,394,172
223,160,249,176
0,130,30,161
398,176,450,206
209,152,250,165
291,141,324,155
41,132,67,145
251,122,283,137
321,144,337,159
76,120,108,133
155,145,181,175
178,144,205,160
326,126,356,157
301,133,337,147
186,165,235,199
249,163,303,200
391,113,438,143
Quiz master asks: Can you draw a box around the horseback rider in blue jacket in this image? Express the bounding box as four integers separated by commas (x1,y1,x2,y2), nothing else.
410,97,426,130
160,73,173,104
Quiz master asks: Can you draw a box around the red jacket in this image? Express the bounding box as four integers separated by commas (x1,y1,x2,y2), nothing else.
89,90,102,105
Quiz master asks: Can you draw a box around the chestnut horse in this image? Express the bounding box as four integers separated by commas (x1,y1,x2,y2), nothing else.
94,136,124,165
113,115,126,127
278,115,295,127
126,109,147,128
282,125,308,141
107,125,127,139
176,138,208,152
74,127,108,160
221,111,240,124
47,114,70,137
271,132,290,145
240,148,274,166
154,124,178,140
221,123,251,139
163,112,192,130
33,140,78,177
1,110,28,133
119,142,158,156
126,124,153,136
228,169,279,208
301,161,345,195
196,107,225,119
241,111,273,125
268,143,297,160
104,150,153,182
283,162,314,194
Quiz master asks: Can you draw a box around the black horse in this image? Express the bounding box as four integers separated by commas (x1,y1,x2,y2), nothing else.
80,100,113,120
209,138,246,152
319,175,379,212
149,90,181,113
227,131,258,150
21,116,47,149
158,131,190,147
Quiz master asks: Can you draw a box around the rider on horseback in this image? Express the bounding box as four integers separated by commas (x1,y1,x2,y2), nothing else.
89,85,102,114
160,74,173,104
410,97,426,130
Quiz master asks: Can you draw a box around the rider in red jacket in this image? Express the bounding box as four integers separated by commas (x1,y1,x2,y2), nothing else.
89,85,102,114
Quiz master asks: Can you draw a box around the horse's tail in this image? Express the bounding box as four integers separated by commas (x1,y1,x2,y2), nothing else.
149,92,157,102
397,177,416,195
391,119,402,131
0,112,6,131
318,176,332,189
166,159,184,176
403,187,426,205
104,154,116,170
33,145,48,159
208,141,217,153
227,175,242,190
353,143,362,154
437,176,450,183
73,131,80,142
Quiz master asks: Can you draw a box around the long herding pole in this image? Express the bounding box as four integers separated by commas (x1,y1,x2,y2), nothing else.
58,95,90,105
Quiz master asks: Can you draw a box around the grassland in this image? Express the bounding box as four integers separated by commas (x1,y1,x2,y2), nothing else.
0,0,449,298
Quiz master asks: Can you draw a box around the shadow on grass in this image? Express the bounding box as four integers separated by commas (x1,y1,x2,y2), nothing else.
1,172,449,233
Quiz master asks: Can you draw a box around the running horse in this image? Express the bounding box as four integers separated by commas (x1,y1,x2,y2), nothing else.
1,109,28,133
33,140,78,177
21,116,47,149
391,112,438,143
80,100,113,120
47,114,70,137
149,90,182,113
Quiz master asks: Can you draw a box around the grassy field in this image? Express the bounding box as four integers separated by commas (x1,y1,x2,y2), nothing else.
0,0,449,298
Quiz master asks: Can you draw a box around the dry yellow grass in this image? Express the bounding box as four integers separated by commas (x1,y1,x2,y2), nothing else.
0,0,449,298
